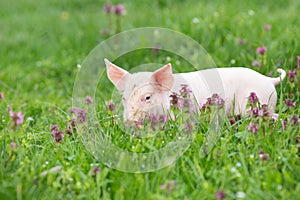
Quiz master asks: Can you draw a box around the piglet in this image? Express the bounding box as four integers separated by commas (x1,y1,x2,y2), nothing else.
104,59,286,122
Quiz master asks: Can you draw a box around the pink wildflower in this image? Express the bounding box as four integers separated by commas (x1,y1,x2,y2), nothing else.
93,167,101,175
285,98,296,107
216,190,226,200
11,142,17,148
251,60,261,67
258,149,269,161
252,60,261,67
170,92,179,108
248,92,259,105
71,108,87,123
85,96,93,105
114,4,125,15
52,131,64,142
8,105,24,126
260,153,269,161
50,125,59,131
107,102,115,111
0,92,4,100
288,69,297,82
229,117,236,125
247,122,258,134
256,46,267,55
103,4,114,14
65,129,72,135
291,115,300,126
264,24,272,31
237,38,245,45
152,46,160,53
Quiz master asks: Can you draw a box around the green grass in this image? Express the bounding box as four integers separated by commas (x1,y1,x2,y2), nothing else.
0,0,299,199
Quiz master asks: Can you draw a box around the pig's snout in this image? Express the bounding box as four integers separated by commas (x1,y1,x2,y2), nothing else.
125,109,142,123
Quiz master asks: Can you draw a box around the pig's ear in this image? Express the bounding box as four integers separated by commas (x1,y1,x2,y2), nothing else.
105,58,129,92
152,63,174,91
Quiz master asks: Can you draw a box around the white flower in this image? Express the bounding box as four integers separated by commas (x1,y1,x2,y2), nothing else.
192,17,200,24
236,162,242,167
236,191,246,198
77,64,81,69
230,59,236,65
248,10,255,16
154,29,160,36
213,12,219,17
27,117,34,121
231,167,237,173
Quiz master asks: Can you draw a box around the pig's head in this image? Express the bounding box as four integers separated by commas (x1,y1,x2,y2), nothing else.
104,59,174,122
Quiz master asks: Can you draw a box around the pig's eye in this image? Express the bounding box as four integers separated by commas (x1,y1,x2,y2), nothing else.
145,95,151,102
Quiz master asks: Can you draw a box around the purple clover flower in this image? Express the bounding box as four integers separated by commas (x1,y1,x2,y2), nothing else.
0,92,4,100
93,167,101,175
264,24,272,31
281,119,287,130
103,3,114,14
65,129,72,135
297,56,300,69
247,122,258,134
160,180,176,193
85,96,93,105
177,100,183,110
288,69,297,82
8,105,24,126
114,4,125,15
216,190,226,200
71,107,87,123
237,38,245,45
285,98,296,107
70,117,77,127
184,122,194,131
258,109,264,116
152,46,160,54
201,93,225,111
50,124,59,132
248,92,259,105
134,113,169,130
291,115,300,126
211,93,225,107
158,114,168,123
11,142,17,148
202,94,225,109
49,125,66,142
179,84,192,98
170,92,179,108
229,117,236,125
171,85,195,111
107,102,115,111
52,131,64,142
134,120,143,129
296,136,300,144
259,153,269,161
252,60,261,67
256,46,267,55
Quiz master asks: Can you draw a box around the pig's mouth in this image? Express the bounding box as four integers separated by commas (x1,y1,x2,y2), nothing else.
126,110,147,123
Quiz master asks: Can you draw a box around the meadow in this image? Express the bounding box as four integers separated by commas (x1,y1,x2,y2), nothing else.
0,0,299,199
